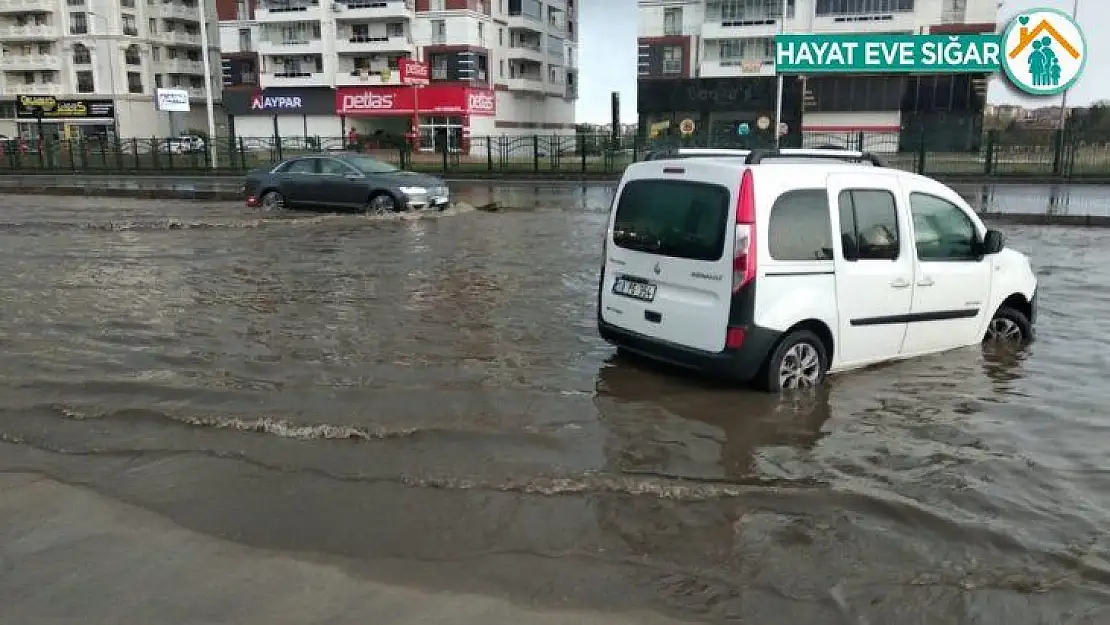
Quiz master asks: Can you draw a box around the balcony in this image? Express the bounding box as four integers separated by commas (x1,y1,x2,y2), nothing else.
10,82,64,94
334,34,413,55
565,84,577,100
154,2,202,21
506,13,543,34
0,23,58,39
0,53,59,69
260,70,326,87
544,80,562,96
255,2,324,22
506,43,543,63
257,37,326,55
336,67,403,86
505,76,543,93
156,30,203,46
334,0,412,21
161,58,205,74
699,57,773,78
0,0,55,12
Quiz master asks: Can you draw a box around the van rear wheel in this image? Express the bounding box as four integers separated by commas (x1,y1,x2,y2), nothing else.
760,329,828,392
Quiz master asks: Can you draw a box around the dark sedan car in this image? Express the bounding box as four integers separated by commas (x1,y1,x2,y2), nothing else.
243,153,451,214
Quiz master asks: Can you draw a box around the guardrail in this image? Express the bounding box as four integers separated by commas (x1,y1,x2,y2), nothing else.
0,130,1107,179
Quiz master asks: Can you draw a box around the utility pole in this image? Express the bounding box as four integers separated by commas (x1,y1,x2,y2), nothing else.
773,0,788,148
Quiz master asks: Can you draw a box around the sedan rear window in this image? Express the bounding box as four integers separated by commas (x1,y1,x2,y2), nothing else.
612,179,731,261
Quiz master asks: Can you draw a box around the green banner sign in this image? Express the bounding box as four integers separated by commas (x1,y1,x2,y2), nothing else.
775,34,1002,74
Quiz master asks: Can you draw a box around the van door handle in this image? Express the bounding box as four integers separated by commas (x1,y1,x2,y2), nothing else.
917,276,935,287
890,278,911,289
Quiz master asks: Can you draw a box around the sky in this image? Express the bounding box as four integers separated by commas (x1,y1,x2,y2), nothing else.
574,0,1108,124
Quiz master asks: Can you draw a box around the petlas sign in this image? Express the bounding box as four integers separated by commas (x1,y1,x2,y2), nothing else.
336,86,496,116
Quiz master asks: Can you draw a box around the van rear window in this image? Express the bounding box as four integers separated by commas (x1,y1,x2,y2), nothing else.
612,179,731,261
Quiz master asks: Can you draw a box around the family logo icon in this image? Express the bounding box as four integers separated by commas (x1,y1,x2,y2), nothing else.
1000,8,1086,96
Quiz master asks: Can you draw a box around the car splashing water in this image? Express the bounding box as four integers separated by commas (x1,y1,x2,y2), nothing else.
1,190,1110,623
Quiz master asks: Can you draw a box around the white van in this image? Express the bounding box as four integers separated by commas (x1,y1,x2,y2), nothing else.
598,149,1038,392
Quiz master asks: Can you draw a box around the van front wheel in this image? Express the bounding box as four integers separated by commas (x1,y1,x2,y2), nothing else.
760,330,828,392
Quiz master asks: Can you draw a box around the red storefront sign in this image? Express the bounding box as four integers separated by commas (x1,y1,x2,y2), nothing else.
336,85,496,116
399,59,430,86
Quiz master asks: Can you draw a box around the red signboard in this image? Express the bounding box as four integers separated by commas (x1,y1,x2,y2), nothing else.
336,85,496,116
398,59,430,86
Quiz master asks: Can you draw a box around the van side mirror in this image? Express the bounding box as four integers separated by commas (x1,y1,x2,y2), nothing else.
982,229,1005,255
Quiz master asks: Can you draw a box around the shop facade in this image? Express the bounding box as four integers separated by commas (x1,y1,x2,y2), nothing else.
223,87,340,144
335,85,496,154
12,96,117,141
637,77,805,148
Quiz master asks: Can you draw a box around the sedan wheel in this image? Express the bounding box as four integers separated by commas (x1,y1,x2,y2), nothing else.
260,190,285,212
366,193,397,215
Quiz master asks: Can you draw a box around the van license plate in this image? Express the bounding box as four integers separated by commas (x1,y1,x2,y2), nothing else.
612,278,656,302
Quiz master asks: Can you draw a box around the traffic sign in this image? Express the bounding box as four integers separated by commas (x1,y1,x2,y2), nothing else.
679,118,695,135
737,122,751,136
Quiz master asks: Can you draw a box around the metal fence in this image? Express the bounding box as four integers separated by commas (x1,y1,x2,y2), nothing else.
0,130,1107,178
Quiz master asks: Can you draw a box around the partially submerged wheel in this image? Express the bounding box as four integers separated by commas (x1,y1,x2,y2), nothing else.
984,306,1033,345
761,329,828,392
260,190,285,212
365,192,398,215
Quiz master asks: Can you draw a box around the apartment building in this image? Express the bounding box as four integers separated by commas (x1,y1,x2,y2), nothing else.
637,0,998,151
218,0,578,149
0,0,221,138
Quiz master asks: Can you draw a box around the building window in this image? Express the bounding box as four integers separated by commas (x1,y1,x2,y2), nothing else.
239,27,251,50
815,0,913,16
430,19,445,44
69,12,88,35
477,21,484,44
127,71,143,93
66,0,83,5
498,27,503,46
806,75,906,112
122,14,137,36
662,45,681,74
151,46,160,60
236,0,248,19
124,44,141,64
76,69,95,92
72,43,91,64
717,0,795,23
386,22,404,37
719,37,773,63
121,0,135,7
663,7,682,35
155,73,163,87
499,59,504,77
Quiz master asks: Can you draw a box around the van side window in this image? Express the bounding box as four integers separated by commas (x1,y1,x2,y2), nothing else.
612,179,731,261
909,193,978,261
838,190,900,261
767,189,833,261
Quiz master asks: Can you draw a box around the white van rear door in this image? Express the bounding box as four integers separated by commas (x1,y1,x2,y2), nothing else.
600,161,738,353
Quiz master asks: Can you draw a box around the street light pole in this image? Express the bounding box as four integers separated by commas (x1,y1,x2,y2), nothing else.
196,0,218,168
89,12,120,139
773,0,788,148
1057,0,1079,132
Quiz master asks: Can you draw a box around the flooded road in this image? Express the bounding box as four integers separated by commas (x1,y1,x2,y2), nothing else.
2,192,1110,623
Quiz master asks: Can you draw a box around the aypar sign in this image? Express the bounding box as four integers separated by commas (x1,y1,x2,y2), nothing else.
775,7,1086,96
223,87,337,116
155,88,191,112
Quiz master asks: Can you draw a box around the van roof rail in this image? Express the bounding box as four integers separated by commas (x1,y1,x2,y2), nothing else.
744,148,886,167
643,147,751,161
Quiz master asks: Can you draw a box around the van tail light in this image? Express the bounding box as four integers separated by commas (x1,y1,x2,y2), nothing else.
732,168,757,293
725,326,745,349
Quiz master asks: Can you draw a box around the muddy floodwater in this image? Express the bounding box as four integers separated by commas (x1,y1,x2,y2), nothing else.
2,190,1110,623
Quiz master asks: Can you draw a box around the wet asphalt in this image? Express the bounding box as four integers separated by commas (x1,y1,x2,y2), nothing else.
1,188,1110,623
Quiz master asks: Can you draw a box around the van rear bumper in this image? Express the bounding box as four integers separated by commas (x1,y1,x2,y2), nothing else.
597,318,780,382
